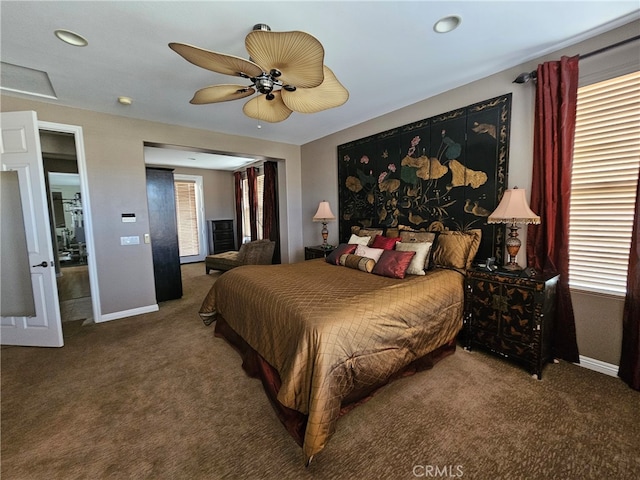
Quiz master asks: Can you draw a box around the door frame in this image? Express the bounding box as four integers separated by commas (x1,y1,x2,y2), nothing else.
39,121,101,323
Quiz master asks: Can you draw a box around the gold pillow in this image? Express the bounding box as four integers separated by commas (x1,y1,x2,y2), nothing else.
385,227,400,239
339,254,376,273
431,229,482,270
357,228,383,246
399,231,436,244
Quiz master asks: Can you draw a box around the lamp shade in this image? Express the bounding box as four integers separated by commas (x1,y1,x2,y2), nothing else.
313,201,336,222
488,188,540,225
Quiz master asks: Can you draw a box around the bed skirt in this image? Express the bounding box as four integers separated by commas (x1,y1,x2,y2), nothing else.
213,314,457,448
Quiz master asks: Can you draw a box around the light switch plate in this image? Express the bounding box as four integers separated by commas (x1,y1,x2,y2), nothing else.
120,236,140,245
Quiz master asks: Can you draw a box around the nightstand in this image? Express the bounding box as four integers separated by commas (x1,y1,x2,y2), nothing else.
305,245,334,260
464,268,559,379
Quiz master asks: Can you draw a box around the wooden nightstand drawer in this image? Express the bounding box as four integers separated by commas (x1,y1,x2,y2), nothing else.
305,245,334,260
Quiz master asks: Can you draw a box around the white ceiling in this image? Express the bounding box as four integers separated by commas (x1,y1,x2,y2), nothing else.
2,1,639,151
143,145,260,171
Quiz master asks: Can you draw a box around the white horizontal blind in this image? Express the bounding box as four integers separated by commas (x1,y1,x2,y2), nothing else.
174,180,199,257
569,70,640,295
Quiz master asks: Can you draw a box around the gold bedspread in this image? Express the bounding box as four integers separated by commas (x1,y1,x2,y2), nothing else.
199,259,465,461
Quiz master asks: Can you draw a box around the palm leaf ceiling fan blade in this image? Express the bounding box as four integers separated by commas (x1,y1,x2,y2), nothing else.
191,85,256,104
169,42,263,78
169,25,348,122
245,30,325,88
243,91,292,123
281,66,349,113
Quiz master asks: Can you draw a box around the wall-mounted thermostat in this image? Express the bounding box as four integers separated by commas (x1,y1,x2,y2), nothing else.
122,213,136,223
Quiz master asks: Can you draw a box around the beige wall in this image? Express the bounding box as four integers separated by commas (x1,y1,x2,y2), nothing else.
169,166,235,223
0,97,303,318
301,20,639,367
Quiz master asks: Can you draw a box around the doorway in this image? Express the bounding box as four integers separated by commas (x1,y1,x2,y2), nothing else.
39,124,99,331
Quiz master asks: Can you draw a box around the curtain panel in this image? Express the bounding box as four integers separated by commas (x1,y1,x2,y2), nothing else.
246,167,258,241
234,171,243,248
619,174,640,391
526,55,580,363
262,161,280,264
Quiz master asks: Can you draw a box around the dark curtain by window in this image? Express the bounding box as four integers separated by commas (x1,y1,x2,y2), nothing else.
246,166,258,241
234,171,243,248
262,161,281,264
619,174,640,390
526,55,580,363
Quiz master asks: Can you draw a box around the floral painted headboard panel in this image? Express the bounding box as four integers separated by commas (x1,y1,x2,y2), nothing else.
338,94,511,264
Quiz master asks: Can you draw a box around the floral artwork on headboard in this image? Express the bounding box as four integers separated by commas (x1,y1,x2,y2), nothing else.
337,93,511,264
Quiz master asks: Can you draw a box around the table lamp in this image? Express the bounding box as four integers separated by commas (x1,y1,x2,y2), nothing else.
488,187,540,270
312,200,336,248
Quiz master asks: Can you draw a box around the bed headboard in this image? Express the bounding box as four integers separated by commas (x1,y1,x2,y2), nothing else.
337,94,511,265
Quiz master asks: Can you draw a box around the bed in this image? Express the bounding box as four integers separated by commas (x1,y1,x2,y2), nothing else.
199,229,481,464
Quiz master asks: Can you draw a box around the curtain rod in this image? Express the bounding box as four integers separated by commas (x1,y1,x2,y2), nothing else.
580,34,640,60
513,34,640,83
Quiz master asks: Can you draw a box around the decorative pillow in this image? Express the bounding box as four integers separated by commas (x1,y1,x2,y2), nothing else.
348,234,371,246
385,227,400,239
326,243,357,265
354,244,385,262
371,234,401,250
395,242,433,275
372,250,416,279
431,229,482,270
357,228,383,246
399,231,436,244
339,254,375,273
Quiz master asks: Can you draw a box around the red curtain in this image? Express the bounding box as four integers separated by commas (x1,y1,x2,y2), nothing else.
619,174,640,390
526,55,580,363
246,166,258,241
233,171,243,248
262,161,280,264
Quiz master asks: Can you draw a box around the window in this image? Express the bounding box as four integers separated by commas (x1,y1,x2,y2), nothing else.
241,173,264,243
174,178,201,258
569,70,640,295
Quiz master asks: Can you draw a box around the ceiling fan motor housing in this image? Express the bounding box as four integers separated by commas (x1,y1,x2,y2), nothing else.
255,75,275,94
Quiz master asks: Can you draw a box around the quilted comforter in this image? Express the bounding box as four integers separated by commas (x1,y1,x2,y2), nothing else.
199,259,465,462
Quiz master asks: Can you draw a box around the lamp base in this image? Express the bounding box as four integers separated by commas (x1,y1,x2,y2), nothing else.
502,262,522,271
321,222,328,247
504,223,522,271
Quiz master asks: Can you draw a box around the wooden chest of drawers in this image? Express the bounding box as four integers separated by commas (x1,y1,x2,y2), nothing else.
207,219,235,254
464,268,559,379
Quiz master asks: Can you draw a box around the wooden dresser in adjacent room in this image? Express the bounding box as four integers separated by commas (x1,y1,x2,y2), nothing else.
207,219,235,254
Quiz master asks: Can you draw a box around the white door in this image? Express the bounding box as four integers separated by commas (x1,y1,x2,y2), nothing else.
1,111,63,347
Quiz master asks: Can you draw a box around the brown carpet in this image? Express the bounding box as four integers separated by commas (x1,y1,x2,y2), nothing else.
2,262,639,479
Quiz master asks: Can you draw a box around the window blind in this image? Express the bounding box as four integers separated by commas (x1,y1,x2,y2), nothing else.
174,180,199,257
569,70,640,295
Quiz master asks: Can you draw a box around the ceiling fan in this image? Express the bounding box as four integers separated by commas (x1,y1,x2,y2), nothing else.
169,24,349,123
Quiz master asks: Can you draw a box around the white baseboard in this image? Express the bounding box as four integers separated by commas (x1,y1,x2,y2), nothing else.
96,304,159,323
577,355,619,377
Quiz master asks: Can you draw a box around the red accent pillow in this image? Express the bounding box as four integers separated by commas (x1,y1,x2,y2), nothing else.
372,250,416,279
325,243,357,265
371,235,402,250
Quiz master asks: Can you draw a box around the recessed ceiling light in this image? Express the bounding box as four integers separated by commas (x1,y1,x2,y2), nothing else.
118,96,133,105
434,15,462,34
54,29,88,47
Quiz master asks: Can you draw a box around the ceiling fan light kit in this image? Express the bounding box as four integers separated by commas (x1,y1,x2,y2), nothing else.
169,25,349,123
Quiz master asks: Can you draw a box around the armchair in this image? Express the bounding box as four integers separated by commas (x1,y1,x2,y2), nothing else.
205,239,275,274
